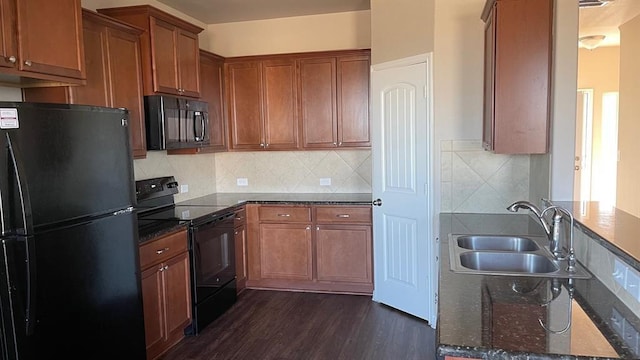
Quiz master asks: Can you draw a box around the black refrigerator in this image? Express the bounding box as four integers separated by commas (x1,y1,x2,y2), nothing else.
0,102,146,359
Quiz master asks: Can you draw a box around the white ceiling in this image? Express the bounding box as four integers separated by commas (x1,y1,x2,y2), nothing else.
155,0,371,24
580,0,640,47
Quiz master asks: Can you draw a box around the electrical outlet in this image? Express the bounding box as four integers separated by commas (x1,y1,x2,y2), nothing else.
611,308,624,335
627,268,640,302
237,178,248,186
180,184,189,193
614,259,626,287
319,178,331,186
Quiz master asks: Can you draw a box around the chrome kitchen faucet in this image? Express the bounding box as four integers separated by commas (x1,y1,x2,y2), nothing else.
507,201,577,273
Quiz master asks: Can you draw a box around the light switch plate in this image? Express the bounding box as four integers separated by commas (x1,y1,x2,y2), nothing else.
237,178,248,186
180,184,188,193
320,178,331,186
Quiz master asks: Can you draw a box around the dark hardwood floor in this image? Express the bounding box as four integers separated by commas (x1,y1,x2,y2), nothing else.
161,289,436,360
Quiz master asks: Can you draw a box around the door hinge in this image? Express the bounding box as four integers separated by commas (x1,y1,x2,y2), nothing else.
434,293,438,305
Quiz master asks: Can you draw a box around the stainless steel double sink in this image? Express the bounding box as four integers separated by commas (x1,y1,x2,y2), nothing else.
448,234,591,279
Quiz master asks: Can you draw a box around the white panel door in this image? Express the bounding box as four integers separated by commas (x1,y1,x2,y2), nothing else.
371,55,435,325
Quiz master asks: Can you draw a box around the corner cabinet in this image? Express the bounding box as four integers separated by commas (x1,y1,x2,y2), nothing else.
481,0,553,154
97,5,203,98
0,0,85,85
23,9,147,159
139,229,191,360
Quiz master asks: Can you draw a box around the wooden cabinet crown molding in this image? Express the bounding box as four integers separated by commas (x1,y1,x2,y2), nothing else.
97,5,203,35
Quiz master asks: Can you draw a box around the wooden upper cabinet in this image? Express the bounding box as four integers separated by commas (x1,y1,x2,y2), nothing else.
0,0,85,84
262,58,298,150
481,0,553,154
299,57,337,148
299,50,371,149
226,58,299,151
337,55,371,147
227,61,263,150
199,50,227,151
0,0,16,69
16,0,85,79
23,9,146,159
97,5,203,98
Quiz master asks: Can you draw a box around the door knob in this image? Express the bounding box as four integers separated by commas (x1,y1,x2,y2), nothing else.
372,198,382,206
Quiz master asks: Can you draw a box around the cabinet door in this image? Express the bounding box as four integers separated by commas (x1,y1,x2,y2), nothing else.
141,264,164,357
199,50,226,151
70,17,109,107
0,0,16,68
107,27,146,159
163,252,192,339
176,29,200,97
259,223,313,280
262,59,298,149
482,6,496,151
150,17,179,95
316,224,372,284
299,57,337,148
16,0,84,79
337,55,370,147
234,224,247,293
227,61,264,150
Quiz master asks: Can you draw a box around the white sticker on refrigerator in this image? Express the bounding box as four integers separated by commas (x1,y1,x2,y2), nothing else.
0,108,19,129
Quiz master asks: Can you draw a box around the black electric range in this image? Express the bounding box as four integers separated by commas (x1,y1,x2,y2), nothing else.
135,176,237,335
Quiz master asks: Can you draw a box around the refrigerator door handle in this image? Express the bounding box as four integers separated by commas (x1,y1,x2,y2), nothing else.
7,134,37,336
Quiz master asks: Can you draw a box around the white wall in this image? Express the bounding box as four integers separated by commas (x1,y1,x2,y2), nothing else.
616,14,640,217
205,11,371,57
370,0,434,65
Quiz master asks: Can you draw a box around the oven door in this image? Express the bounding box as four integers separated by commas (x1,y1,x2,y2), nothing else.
189,213,235,304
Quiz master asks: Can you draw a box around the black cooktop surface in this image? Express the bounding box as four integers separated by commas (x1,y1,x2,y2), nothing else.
140,205,233,222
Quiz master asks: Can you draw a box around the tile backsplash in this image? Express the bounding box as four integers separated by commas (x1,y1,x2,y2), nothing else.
133,151,217,202
441,140,530,213
214,150,372,193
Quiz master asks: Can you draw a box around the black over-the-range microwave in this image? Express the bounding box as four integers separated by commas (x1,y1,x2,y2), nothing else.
144,95,210,150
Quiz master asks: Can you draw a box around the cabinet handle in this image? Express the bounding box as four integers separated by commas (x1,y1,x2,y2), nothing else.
156,247,169,254
336,214,350,218
265,143,269,148
260,143,265,147
316,226,320,231
235,216,244,221
7,56,16,64
333,142,337,146
306,226,311,230
235,231,239,235
159,264,168,272
277,214,290,217
24,60,32,66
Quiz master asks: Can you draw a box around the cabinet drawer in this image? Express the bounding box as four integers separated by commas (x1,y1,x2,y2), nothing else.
234,206,246,227
258,206,311,222
139,229,188,269
315,206,371,224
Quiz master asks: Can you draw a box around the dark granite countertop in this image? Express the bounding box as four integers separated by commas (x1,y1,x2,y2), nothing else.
176,192,373,207
545,201,640,271
137,221,188,244
437,213,640,359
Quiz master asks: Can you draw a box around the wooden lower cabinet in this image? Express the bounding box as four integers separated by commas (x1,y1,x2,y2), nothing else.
246,204,372,294
234,206,248,293
316,224,372,285
139,229,191,360
259,223,313,280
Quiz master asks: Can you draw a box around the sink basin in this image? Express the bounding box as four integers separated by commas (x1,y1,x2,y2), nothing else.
459,252,558,274
448,233,592,279
456,235,539,252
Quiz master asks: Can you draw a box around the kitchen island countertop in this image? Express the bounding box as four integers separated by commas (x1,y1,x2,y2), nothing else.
438,213,639,359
